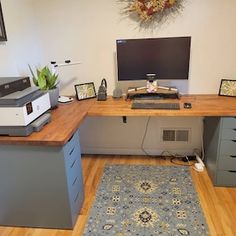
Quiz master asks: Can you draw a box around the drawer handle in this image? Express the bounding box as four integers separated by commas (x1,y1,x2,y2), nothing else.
228,171,236,173
232,140,236,142
230,155,236,158
74,191,80,202
68,134,74,142
69,147,75,156
70,159,77,168
72,176,78,186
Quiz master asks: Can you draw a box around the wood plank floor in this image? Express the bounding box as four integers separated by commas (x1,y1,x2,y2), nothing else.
0,155,235,236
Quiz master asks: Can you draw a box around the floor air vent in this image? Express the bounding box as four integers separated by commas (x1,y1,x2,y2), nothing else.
162,129,189,142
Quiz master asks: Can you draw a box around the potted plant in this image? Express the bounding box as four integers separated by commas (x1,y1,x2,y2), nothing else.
29,65,59,108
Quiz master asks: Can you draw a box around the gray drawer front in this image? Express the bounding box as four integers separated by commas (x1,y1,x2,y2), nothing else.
221,129,236,140
216,170,236,187
74,190,84,214
70,176,84,213
66,145,80,171
218,155,236,170
70,189,84,225
67,167,84,224
64,130,80,160
67,155,81,186
222,117,236,129
220,140,236,155
63,129,84,225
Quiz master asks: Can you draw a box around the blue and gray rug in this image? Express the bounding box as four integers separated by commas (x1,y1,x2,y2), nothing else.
83,165,209,236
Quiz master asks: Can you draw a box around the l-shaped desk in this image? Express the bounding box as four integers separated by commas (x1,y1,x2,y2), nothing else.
0,94,236,229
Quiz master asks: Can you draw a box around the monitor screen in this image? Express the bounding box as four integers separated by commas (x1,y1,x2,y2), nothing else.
116,36,191,81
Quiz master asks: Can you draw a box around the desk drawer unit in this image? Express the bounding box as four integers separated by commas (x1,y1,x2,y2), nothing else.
204,117,236,187
0,129,84,229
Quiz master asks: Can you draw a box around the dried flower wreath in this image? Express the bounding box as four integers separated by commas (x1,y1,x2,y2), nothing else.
119,0,184,25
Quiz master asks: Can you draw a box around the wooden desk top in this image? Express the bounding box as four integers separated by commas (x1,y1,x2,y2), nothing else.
0,94,235,146
88,95,236,117
0,99,95,146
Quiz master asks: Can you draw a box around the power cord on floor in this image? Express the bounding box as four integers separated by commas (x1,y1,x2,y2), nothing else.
160,150,195,167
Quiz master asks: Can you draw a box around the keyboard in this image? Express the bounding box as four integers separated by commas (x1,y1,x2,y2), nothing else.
128,92,179,100
132,100,180,110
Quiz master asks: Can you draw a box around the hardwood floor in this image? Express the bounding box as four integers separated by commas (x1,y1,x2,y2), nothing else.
0,155,235,236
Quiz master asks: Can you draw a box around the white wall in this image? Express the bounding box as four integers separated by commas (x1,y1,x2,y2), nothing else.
0,0,43,77
80,116,203,156
2,1,236,92
32,0,236,95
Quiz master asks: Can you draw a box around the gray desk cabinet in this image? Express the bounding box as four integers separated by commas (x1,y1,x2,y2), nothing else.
204,117,236,187
0,129,84,229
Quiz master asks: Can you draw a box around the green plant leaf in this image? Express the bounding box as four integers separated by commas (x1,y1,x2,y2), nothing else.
28,64,38,86
38,73,47,90
29,65,58,90
32,77,38,86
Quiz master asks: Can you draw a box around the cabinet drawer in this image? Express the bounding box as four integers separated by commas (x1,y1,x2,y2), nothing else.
222,117,236,129
65,143,80,172
220,140,236,155
216,170,236,187
68,173,84,215
69,173,82,205
64,133,81,170
73,189,84,214
218,155,236,170
63,131,80,159
68,174,84,225
66,153,81,186
221,129,236,140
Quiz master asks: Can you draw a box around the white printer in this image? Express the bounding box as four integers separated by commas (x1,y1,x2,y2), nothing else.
0,77,51,136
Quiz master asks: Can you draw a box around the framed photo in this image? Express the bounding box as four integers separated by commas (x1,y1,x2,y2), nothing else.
0,2,7,41
219,79,236,97
75,82,96,100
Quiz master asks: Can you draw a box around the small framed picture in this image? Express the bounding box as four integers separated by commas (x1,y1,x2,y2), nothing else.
219,79,236,97
75,82,96,100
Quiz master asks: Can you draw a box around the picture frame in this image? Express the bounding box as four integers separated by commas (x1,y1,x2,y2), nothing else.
219,79,236,97
74,82,96,100
0,1,7,41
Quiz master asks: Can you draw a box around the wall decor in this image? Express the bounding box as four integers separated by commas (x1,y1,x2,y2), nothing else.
0,1,7,41
75,82,96,100
118,0,184,26
219,79,236,97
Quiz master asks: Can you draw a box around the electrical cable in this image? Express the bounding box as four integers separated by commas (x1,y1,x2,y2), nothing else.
193,118,205,161
160,150,194,166
140,118,201,166
141,117,151,156
200,118,205,160
170,156,194,167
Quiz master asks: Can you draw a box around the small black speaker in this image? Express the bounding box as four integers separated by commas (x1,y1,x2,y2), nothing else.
113,88,122,99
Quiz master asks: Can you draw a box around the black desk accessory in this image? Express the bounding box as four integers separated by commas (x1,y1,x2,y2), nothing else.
184,102,192,109
132,100,180,110
97,78,107,101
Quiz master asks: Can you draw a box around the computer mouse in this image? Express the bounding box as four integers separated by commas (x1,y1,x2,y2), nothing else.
184,102,192,109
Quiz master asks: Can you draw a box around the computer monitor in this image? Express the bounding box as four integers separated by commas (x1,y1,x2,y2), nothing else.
116,36,191,81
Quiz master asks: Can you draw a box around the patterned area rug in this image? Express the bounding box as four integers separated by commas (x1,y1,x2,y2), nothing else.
83,165,209,236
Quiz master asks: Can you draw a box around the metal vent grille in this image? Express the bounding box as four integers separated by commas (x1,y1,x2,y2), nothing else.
176,130,189,141
162,129,189,142
163,130,175,141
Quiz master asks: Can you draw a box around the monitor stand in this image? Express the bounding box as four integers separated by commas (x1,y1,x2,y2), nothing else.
126,83,179,100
